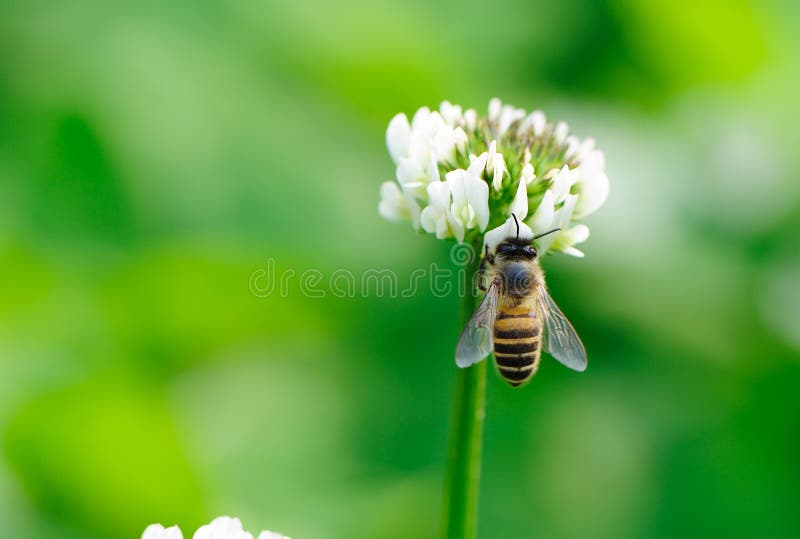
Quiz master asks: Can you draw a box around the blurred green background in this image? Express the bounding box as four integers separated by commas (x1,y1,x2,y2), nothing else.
2,0,800,538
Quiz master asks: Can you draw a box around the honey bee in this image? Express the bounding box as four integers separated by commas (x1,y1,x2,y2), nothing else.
456,215,587,386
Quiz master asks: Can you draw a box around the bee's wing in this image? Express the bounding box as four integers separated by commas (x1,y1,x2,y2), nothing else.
455,281,500,368
539,288,588,372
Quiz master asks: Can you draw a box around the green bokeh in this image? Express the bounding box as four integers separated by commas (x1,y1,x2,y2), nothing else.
1,0,799,538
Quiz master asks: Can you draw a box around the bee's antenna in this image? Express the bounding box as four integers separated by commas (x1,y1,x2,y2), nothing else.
511,213,520,240
533,227,561,240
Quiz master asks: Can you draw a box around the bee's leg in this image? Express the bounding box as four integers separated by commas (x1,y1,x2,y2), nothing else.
477,247,491,291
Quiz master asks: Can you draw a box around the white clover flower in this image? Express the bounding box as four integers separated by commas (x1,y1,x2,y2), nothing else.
378,98,610,258
141,517,290,539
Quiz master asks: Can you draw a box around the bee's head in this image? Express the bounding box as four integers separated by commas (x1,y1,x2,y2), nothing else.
492,214,559,260
495,238,537,260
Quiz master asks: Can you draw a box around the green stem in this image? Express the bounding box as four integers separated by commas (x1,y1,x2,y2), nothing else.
441,255,487,539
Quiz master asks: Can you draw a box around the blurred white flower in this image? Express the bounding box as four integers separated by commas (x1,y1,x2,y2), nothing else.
143,524,182,539
378,98,609,257
142,517,290,539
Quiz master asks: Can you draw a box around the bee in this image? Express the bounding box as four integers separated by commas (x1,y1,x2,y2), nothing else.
455,214,587,386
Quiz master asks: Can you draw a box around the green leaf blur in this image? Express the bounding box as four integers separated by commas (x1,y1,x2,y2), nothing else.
1,0,799,538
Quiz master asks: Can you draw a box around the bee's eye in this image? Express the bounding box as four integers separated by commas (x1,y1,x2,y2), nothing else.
524,246,537,258
497,243,514,254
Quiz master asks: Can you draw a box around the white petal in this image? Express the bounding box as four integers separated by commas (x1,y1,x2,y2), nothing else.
435,214,450,238
404,190,422,230
537,194,577,254
485,141,504,190
466,153,487,177
439,100,463,126
498,105,525,135
574,171,609,218
445,169,467,208
563,135,581,160
567,223,590,244
464,109,477,131
426,180,450,208
386,113,410,163
531,110,546,136
561,246,585,257
580,149,605,174
528,190,555,232
554,121,569,145
453,127,468,153
485,140,497,168
551,224,590,257
549,165,576,203
466,177,490,231
427,150,440,182
520,163,535,184
378,181,407,222
557,194,579,225
491,154,506,191
433,126,457,164
578,138,595,161
420,206,441,234
488,98,502,122
395,157,425,187
510,178,529,220
447,212,466,242
380,180,402,200
411,107,431,131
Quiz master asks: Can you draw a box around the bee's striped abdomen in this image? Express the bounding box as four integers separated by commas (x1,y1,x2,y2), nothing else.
493,309,541,387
